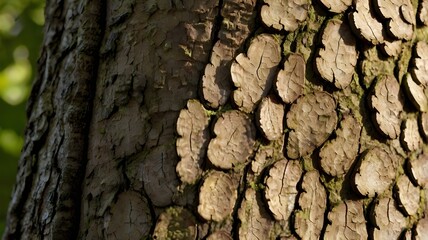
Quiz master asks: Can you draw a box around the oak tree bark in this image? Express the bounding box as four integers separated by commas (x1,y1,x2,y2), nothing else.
4,0,428,239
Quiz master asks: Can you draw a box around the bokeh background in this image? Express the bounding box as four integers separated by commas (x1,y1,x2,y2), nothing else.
0,0,44,235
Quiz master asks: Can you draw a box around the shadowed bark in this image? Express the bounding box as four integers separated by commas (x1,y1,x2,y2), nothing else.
3,0,428,239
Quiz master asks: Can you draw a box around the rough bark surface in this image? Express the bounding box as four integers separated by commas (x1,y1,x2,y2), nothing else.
176,99,211,184
401,117,423,152
264,159,302,221
285,91,337,159
197,171,238,221
201,0,257,109
408,151,428,187
319,0,351,13
324,200,368,239
420,112,428,139
411,41,428,85
370,197,407,239
394,174,420,216
275,53,305,104
420,0,428,25
353,147,401,197
415,216,428,240
231,34,281,113
403,73,428,112
320,113,361,176
349,0,385,44
374,0,415,40
4,0,428,239
315,19,357,89
261,0,309,31
105,191,152,239
207,110,256,169
293,170,327,240
256,96,284,141
238,188,274,239
369,75,404,139
153,207,197,239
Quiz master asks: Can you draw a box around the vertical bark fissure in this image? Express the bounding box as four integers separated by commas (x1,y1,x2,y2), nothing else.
60,0,107,238
209,0,224,55
142,181,157,236
231,161,251,238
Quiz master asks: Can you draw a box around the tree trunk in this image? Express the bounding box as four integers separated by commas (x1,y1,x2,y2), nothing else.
4,0,428,239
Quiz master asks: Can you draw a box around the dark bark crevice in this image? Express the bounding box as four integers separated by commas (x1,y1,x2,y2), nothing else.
65,0,107,238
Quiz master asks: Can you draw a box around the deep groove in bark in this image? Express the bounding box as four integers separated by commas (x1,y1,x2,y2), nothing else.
212,0,225,46
67,1,107,238
231,164,251,239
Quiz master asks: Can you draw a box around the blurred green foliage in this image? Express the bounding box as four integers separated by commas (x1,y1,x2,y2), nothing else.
0,0,44,235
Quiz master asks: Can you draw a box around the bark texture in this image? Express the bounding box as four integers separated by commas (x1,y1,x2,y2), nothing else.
4,0,428,239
